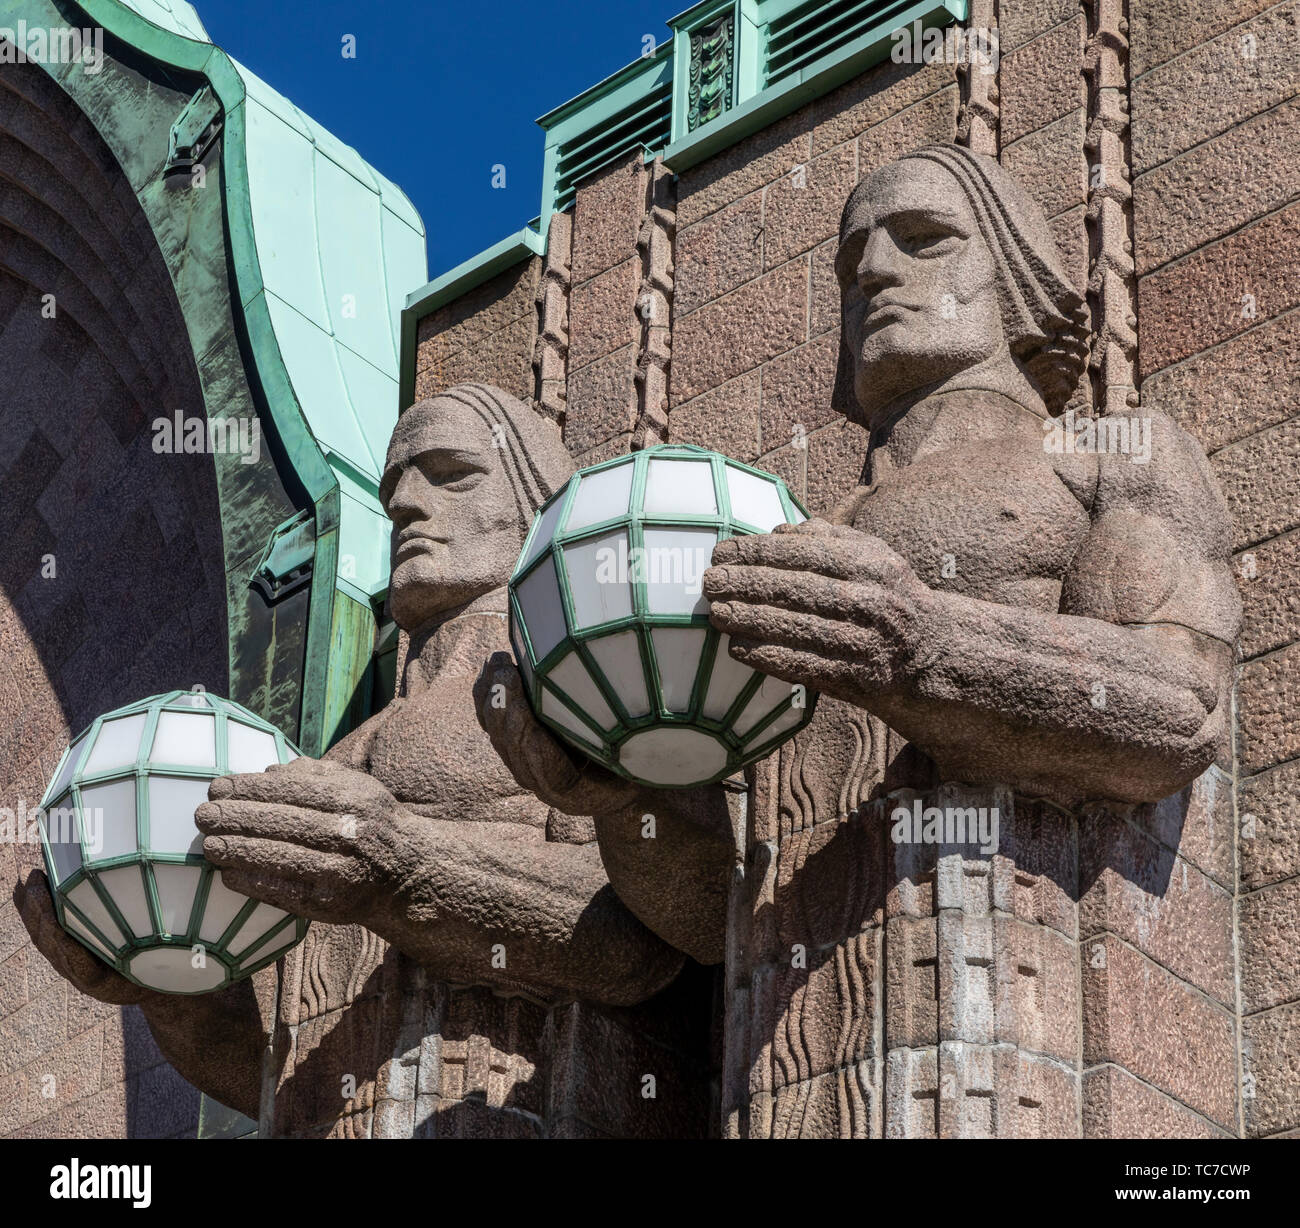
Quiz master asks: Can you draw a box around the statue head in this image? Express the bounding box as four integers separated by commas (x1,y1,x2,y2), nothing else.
380,383,573,632
834,143,1089,428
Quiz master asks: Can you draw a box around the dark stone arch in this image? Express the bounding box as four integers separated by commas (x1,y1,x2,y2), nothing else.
0,50,227,1139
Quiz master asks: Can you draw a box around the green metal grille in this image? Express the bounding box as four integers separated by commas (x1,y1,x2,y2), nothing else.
763,0,919,87
539,47,674,226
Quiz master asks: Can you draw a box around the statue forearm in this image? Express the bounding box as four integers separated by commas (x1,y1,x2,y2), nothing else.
376,819,684,1006
138,969,275,1121
591,786,735,967
876,590,1231,803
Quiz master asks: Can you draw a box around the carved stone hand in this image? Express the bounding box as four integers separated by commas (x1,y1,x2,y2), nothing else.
195,756,419,929
703,519,934,705
473,650,648,817
474,650,735,964
15,868,150,1007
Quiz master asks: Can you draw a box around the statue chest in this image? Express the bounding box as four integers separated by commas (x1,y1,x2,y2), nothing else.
364,677,545,825
850,442,1090,612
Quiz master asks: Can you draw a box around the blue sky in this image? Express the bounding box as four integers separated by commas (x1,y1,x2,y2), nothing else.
195,0,674,285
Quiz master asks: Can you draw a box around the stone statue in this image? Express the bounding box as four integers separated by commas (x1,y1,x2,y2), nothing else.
480,144,1243,1138
16,383,733,1128
491,142,1238,818
698,143,1241,806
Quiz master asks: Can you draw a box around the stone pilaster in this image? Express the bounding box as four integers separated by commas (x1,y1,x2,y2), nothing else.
958,0,1000,155
632,158,676,450
532,209,572,427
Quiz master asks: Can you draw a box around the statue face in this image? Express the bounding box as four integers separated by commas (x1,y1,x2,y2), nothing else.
381,399,522,630
836,159,1006,425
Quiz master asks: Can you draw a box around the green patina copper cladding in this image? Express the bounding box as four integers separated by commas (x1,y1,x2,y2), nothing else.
507,446,818,789
406,0,965,335
10,0,428,754
36,691,309,995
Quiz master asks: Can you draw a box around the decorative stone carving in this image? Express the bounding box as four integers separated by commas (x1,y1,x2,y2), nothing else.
957,0,999,156
18,383,732,1133
688,10,735,133
633,158,676,449
533,210,572,425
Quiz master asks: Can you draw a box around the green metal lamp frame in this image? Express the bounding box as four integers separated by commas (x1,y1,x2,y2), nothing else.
509,445,818,788
37,690,308,994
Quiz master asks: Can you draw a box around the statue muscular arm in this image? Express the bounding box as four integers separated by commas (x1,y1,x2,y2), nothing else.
702,412,1241,807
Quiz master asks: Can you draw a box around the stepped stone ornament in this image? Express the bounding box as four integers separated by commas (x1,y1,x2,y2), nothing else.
703,143,1240,806
508,444,816,787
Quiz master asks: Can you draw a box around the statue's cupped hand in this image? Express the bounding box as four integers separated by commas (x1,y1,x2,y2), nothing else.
195,757,420,928
701,519,935,707
473,652,650,817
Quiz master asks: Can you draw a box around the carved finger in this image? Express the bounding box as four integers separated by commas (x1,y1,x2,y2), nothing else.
202,837,362,916
710,597,912,663
702,565,897,626
209,764,390,817
710,528,912,586
727,640,884,705
196,800,365,853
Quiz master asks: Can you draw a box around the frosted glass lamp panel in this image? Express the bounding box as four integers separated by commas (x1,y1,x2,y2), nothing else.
83,714,147,774
540,689,601,749
650,628,706,712
644,459,716,516
586,632,651,718
46,736,86,805
200,870,250,944
67,880,127,947
230,901,291,959
702,635,755,720
150,711,216,768
519,490,567,572
98,865,152,937
566,462,633,531
154,864,203,934
619,728,727,787
146,777,211,856
548,653,617,731
226,721,279,774
43,795,82,883
734,675,803,738
78,777,138,861
726,467,787,532
643,528,716,616
564,531,634,629
515,555,569,660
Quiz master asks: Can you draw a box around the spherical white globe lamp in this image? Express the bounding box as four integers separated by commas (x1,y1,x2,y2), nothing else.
37,689,308,994
509,445,817,788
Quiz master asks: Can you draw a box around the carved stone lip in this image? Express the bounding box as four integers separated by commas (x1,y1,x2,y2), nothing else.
395,531,447,558
863,298,919,326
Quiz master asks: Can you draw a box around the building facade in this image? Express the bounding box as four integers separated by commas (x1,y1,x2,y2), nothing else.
1,0,1297,1139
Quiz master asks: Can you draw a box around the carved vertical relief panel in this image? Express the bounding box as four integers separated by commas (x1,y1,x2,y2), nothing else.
1083,0,1138,414
725,699,889,1138
633,158,676,450
533,210,573,427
